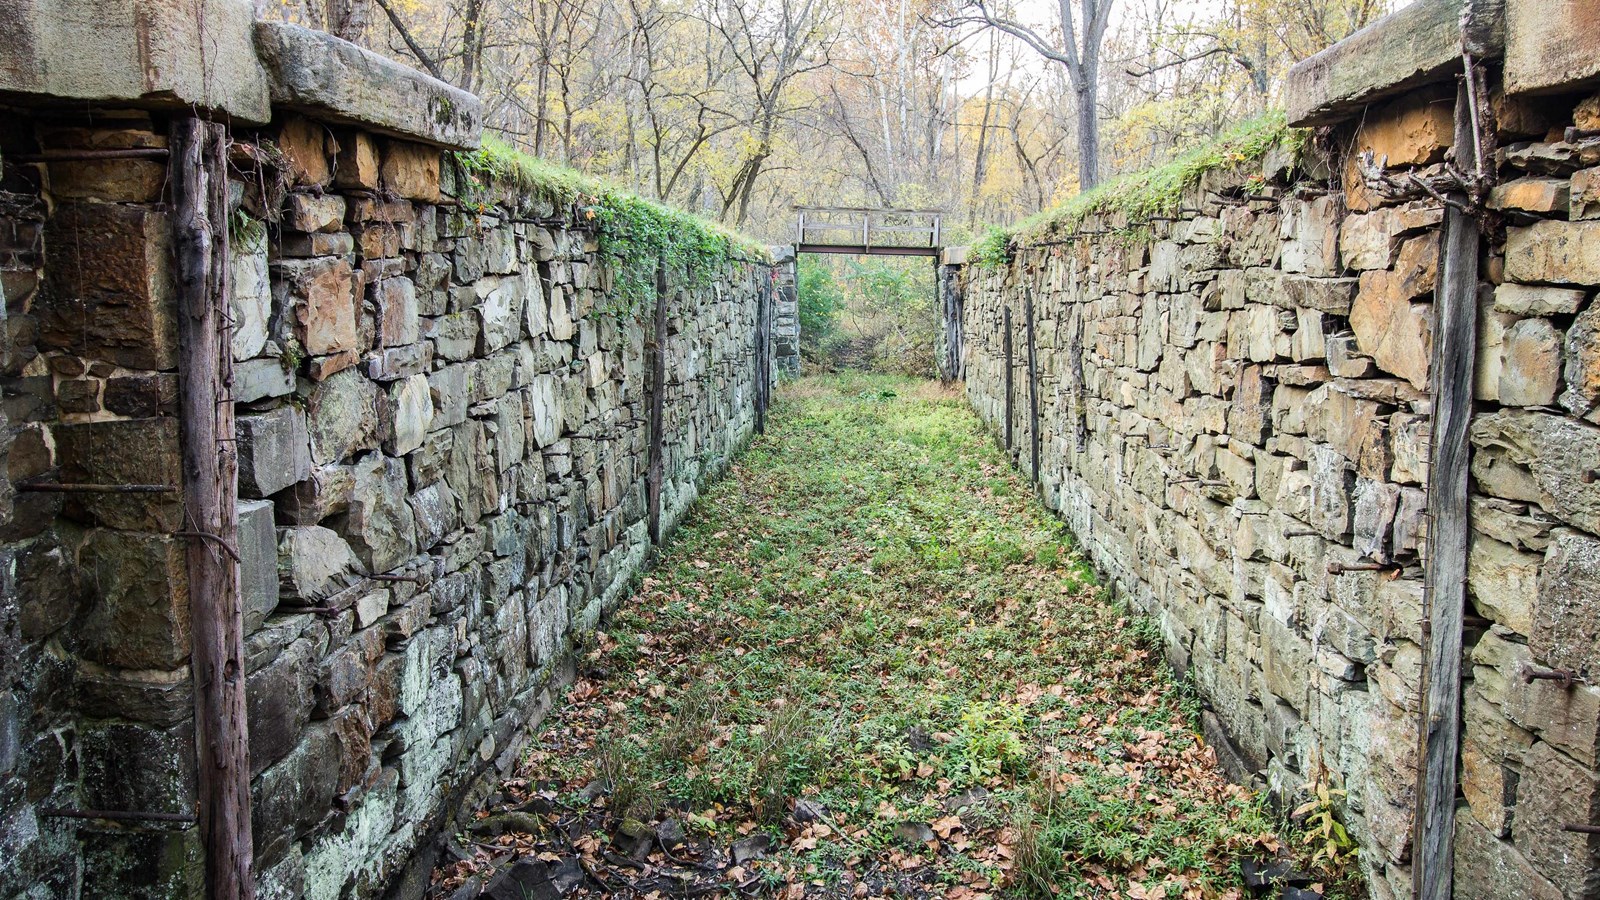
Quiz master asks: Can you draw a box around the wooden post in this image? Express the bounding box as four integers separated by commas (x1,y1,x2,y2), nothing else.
1025,286,1040,484
647,258,669,544
754,268,772,435
170,116,254,900
1411,80,1480,900
1002,303,1013,452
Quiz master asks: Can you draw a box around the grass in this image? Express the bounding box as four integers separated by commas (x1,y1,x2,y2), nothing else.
973,112,1303,268
440,374,1362,899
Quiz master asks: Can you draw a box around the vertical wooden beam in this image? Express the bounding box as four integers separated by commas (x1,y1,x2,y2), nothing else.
1002,303,1014,452
754,269,771,435
170,116,254,900
1025,286,1040,484
647,258,669,544
1412,80,1480,900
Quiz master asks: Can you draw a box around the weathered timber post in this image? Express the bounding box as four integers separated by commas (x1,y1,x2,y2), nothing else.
1002,303,1014,452
938,255,964,384
755,268,772,435
170,116,254,900
1025,286,1040,484
648,258,669,544
1412,78,1481,900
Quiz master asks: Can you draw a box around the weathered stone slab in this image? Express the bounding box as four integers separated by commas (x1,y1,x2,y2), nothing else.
1564,300,1600,418
238,406,313,499
1285,0,1503,127
276,257,358,356
231,218,272,361
306,368,383,466
1504,0,1600,96
0,0,270,122
239,499,280,633
277,525,362,601
56,418,183,532
1471,411,1600,534
344,454,419,572
1350,235,1436,390
1532,529,1600,676
39,202,177,369
77,530,189,669
1505,220,1600,285
1513,741,1600,899
254,22,481,149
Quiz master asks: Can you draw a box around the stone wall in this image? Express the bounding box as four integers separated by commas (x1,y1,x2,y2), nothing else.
0,14,771,900
958,22,1600,898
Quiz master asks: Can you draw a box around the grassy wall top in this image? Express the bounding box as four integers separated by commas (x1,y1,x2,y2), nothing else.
972,112,1304,268
454,136,770,310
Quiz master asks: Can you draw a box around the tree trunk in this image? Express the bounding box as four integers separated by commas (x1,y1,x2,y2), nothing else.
1075,82,1099,190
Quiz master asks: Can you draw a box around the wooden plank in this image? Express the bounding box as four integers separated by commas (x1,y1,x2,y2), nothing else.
1411,81,1480,900
1003,304,1014,452
170,116,254,900
1285,0,1503,126
647,258,669,544
1025,287,1040,483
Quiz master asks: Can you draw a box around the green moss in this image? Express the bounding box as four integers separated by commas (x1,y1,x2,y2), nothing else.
453,136,769,313
973,111,1304,269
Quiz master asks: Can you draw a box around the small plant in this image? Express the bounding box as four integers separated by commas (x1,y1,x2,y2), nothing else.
1293,774,1358,874
950,702,1027,785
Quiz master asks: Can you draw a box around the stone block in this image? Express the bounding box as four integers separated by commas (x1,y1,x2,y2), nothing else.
384,373,434,457
1563,300,1600,418
103,372,177,418
55,418,183,531
275,256,358,356
253,723,340,864
1351,236,1437,390
238,406,313,498
78,530,189,669
273,462,355,526
1496,284,1587,317
1497,317,1562,407
277,525,362,602
372,276,419,347
1467,532,1540,635
1339,203,1443,270
1513,741,1600,899
365,342,432,382
1279,196,1341,277
247,636,319,776
1505,220,1600,286
1573,167,1600,221
1532,529,1600,676
39,127,167,203
1471,411,1600,534
232,217,272,361
1488,177,1571,215
254,21,482,150
306,368,383,466
428,364,470,429
344,453,419,573
240,499,280,633
427,311,478,361
409,482,460,550
1505,0,1600,96
1308,445,1353,539
380,141,442,202
283,192,346,234
275,116,332,188
236,357,297,403
336,131,380,190
39,202,176,369
1456,815,1564,900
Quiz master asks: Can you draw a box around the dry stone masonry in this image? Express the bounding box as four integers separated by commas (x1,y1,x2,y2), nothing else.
956,2,1600,897
0,6,773,898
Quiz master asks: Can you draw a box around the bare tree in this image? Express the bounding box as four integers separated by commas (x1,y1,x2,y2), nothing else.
941,0,1116,190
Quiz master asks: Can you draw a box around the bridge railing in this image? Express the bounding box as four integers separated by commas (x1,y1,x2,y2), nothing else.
794,206,942,256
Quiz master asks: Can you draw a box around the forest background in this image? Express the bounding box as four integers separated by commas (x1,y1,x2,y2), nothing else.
261,0,1397,373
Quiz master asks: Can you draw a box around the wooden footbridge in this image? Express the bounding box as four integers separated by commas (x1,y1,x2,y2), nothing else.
794,206,943,257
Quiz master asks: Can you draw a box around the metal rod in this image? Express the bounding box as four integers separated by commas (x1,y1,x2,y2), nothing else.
41,808,196,824
1521,665,1579,688
12,148,170,163
369,573,426,584
17,482,178,494
1283,528,1318,538
1328,561,1398,574
1561,823,1600,835
1581,469,1598,485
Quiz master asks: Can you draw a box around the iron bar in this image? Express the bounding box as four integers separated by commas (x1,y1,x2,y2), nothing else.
1561,824,1600,835
42,808,196,824
369,573,427,584
17,482,178,493
13,148,170,163
1328,560,1399,574
1521,666,1579,688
